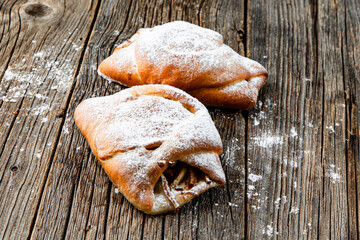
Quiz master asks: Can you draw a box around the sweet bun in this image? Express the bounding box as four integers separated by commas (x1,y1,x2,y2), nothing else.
98,21,268,109
74,85,225,214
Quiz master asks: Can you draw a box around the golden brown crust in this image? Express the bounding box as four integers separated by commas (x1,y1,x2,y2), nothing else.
98,21,268,109
188,75,268,109
74,85,225,214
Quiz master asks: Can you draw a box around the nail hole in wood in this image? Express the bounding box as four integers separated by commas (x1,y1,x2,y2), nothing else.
56,109,66,118
25,3,52,17
10,166,18,172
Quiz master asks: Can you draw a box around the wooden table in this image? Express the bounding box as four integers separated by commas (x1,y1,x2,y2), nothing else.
0,0,359,239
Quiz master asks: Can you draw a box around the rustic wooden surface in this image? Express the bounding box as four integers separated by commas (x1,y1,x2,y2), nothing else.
0,0,359,239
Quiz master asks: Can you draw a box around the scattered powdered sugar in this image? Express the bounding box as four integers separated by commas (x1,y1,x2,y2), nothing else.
290,206,300,214
247,180,257,199
251,135,283,148
62,117,72,134
249,98,274,126
248,173,263,183
31,104,50,115
224,137,242,168
274,197,281,209
228,202,239,207
34,51,44,58
3,69,16,80
326,125,335,133
325,165,341,184
248,98,283,150
136,16,144,24
262,224,274,237
0,48,74,115
290,127,298,137
274,196,288,209
72,44,82,51
252,110,266,126
282,158,298,169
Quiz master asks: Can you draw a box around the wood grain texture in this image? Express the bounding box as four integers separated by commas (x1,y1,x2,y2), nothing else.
0,0,99,239
343,0,360,239
317,2,348,238
0,0,358,239
245,0,358,239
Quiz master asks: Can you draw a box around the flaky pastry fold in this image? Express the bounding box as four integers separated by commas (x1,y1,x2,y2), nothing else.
74,85,225,214
98,21,268,109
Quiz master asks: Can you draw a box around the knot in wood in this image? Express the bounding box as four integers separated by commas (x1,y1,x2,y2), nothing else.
25,3,52,17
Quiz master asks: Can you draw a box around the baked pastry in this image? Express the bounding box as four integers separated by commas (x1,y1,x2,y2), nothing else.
74,85,225,214
98,21,268,109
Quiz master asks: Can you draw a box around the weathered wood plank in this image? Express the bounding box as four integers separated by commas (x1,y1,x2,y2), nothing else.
246,0,311,238
29,0,135,238
197,1,247,238
0,0,22,78
32,0,164,239
246,0,314,239
246,0,353,239
343,0,360,239
317,1,348,238
0,0,100,239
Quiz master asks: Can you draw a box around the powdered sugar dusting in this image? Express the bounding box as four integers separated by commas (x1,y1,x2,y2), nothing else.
251,135,283,148
1,48,74,115
326,125,335,133
248,173,263,183
184,152,226,183
219,80,257,102
290,206,300,214
228,202,239,207
290,127,298,137
262,224,274,237
135,21,265,86
94,94,192,150
325,164,341,184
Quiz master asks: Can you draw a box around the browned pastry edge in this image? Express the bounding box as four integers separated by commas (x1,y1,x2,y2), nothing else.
188,75,268,109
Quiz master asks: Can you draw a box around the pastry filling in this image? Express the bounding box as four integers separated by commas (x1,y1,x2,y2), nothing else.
154,161,212,211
